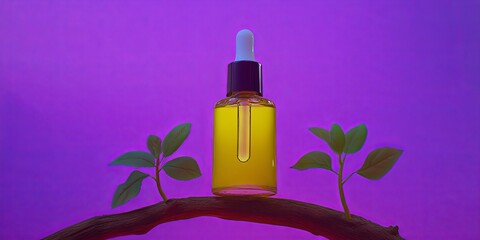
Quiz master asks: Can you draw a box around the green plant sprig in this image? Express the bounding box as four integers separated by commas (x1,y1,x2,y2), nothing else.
291,123,403,220
109,123,201,208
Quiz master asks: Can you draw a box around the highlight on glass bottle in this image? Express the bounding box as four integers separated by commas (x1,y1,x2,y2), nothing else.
212,29,277,196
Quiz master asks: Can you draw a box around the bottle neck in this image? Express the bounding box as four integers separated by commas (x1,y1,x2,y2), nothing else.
228,91,260,98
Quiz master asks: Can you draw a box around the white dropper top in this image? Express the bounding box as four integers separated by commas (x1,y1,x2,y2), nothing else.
235,29,256,61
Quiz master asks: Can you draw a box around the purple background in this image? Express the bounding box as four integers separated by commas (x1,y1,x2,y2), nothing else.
1,1,479,239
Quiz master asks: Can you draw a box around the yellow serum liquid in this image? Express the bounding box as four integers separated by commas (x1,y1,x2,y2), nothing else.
212,94,276,196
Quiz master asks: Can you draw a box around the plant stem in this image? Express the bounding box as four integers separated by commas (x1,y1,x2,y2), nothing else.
338,154,351,220
155,157,168,202
342,172,356,185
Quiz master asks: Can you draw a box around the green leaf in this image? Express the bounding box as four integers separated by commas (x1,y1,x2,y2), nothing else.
162,156,201,180
329,124,345,154
357,147,403,180
110,151,155,167
309,127,330,144
162,123,191,157
343,124,367,154
291,151,332,171
112,170,149,208
147,135,162,158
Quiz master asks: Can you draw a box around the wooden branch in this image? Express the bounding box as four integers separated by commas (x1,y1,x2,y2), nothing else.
44,197,403,240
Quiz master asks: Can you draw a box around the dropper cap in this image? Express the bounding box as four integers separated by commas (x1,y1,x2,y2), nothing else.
227,29,263,96
235,29,256,61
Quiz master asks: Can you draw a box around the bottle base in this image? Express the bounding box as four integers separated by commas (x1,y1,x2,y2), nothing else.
212,185,276,197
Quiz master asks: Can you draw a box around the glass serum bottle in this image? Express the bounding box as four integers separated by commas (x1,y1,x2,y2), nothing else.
212,30,276,196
